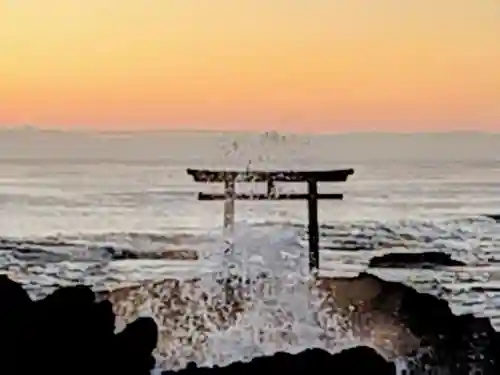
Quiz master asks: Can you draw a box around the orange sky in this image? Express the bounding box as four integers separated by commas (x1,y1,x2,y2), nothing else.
0,0,499,132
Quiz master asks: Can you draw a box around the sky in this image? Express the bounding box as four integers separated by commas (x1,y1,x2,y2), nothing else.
0,0,499,133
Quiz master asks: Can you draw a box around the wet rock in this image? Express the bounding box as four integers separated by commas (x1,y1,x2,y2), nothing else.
0,274,32,318
368,251,465,268
0,275,158,375
104,271,500,373
485,214,500,222
24,267,498,375
114,317,159,375
314,272,500,373
160,249,199,261
30,285,99,373
366,272,500,374
108,247,198,261
168,346,395,375
0,275,33,373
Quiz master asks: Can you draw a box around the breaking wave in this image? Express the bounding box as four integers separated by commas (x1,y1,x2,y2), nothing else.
1,215,498,264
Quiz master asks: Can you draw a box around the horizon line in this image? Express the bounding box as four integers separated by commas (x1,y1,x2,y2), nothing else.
0,125,498,137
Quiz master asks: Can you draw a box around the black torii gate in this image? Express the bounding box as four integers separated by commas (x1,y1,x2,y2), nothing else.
187,168,354,273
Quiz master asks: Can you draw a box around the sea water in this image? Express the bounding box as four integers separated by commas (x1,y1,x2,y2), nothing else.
0,130,499,371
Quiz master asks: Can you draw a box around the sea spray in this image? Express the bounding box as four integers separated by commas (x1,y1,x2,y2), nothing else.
200,225,326,367
147,224,360,370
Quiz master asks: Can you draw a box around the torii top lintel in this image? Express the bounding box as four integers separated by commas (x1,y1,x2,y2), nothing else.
186,168,354,183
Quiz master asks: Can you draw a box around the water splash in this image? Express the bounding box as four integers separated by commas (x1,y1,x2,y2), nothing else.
199,225,325,366
125,224,367,370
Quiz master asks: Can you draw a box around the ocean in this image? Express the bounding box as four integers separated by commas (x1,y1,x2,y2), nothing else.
1,130,499,369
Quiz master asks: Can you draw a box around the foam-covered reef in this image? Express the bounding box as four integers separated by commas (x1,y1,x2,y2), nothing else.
2,271,500,375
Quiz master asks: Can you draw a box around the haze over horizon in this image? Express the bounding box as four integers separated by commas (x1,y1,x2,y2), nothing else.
0,124,499,136
1,1,499,133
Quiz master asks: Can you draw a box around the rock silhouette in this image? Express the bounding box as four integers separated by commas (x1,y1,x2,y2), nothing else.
485,214,500,222
0,276,396,375
2,272,500,375
363,272,500,374
0,275,158,375
368,251,465,268
106,247,199,261
167,346,395,375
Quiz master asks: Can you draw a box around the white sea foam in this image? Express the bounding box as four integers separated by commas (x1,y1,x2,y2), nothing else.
140,224,370,371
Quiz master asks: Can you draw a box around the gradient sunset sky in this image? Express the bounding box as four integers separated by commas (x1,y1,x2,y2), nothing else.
1,1,499,132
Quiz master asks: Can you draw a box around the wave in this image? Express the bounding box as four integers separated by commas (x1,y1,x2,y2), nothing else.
0,233,201,262
1,214,498,265
0,189,195,208
2,214,499,308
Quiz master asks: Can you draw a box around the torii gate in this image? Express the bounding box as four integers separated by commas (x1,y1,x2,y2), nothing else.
187,168,354,273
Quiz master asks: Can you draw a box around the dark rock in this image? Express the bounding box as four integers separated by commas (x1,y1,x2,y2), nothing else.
114,317,159,375
0,275,32,317
369,251,465,268
364,272,500,374
94,299,116,334
166,346,395,375
0,275,33,373
3,271,500,375
0,275,157,375
107,247,198,261
485,214,500,223
106,247,140,259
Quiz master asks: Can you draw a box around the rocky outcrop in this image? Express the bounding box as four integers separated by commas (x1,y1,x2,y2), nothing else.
0,274,157,375
368,251,465,268
0,274,396,375
3,271,500,375
108,248,199,261
485,214,500,222
354,273,500,374
167,346,395,375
